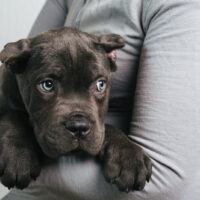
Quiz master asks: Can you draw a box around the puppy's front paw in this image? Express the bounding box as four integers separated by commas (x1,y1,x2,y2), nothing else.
0,144,41,189
103,144,152,192
102,125,152,192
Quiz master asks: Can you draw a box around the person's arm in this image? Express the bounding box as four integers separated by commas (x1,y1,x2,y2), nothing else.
128,0,200,199
29,0,71,37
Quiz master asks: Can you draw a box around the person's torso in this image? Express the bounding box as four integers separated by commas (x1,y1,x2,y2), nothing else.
64,0,144,133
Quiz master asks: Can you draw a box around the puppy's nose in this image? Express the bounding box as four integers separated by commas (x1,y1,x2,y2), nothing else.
65,118,91,138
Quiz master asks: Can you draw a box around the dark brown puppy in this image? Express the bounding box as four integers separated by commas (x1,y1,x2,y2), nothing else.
0,27,152,192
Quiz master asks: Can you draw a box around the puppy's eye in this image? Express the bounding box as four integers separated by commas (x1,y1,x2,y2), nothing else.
39,80,54,93
95,80,106,93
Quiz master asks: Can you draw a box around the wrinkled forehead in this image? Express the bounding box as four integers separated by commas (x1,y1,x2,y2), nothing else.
26,43,110,82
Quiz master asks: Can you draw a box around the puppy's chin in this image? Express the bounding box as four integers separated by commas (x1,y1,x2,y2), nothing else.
38,134,79,158
36,129,105,158
79,130,105,156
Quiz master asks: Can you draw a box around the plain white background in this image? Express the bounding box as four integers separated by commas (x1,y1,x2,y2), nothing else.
0,0,45,198
0,0,46,50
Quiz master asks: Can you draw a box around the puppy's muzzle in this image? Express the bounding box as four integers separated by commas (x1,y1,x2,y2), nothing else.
65,113,91,138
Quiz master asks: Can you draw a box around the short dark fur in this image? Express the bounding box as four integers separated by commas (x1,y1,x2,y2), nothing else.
0,27,152,192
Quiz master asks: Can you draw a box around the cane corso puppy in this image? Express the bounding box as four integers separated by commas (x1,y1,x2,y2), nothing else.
0,27,152,192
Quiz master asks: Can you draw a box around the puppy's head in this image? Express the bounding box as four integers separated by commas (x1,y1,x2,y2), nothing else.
0,27,125,157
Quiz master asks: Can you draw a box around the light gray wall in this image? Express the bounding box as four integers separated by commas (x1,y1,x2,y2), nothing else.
0,0,46,50
0,0,46,198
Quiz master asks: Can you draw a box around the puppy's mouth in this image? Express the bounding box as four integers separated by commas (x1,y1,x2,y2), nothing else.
71,138,87,149
40,127,103,158
43,131,90,154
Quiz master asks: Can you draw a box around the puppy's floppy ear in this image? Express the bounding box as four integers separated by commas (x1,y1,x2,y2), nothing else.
96,34,125,72
0,39,31,74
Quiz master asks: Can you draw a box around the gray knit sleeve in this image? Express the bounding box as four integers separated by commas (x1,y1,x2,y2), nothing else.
29,0,71,37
